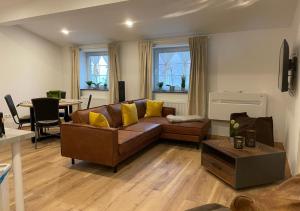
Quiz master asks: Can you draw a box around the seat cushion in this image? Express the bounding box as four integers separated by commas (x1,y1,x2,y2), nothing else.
140,117,211,136
119,122,161,155
118,130,146,155
122,122,161,133
36,120,60,127
118,130,142,145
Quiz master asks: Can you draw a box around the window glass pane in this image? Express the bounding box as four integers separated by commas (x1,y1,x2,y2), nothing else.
86,52,109,87
153,46,190,92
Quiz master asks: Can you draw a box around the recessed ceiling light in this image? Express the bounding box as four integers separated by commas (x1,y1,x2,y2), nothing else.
124,20,134,28
61,28,70,35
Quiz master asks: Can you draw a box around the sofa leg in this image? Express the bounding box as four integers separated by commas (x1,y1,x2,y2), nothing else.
71,158,75,165
113,166,118,173
196,143,200,150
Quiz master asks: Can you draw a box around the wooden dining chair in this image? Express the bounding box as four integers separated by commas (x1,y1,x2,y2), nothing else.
4,95,30,129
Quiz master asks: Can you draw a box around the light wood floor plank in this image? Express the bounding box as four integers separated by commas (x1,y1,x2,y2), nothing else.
0,138,289,211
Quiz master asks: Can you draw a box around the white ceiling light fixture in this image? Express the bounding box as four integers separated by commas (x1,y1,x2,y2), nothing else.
61,28,70,35
124,19,134,28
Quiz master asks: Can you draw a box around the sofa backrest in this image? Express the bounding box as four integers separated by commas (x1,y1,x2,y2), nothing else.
72,105,113,127
132,99,147,119
107,103,123,128
71,98,170,128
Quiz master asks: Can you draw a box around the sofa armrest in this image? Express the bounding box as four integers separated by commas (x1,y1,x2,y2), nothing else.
162,107,176,117
61,123,119,167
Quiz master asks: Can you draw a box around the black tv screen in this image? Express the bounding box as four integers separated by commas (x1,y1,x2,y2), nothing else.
278,39,289,92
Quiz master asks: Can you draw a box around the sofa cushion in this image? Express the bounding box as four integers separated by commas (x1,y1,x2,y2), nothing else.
118,128,160,156
118,130,142,145
139,117,169,124
145,100,164,117
89,112,110,128
122,122,161,133
140,117,211,136
107,103,123,128
121,103,138,126
133,99,147,119
71,105,112,127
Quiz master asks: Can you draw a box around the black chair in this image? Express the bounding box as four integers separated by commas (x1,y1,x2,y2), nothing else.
31,98,60,149
87,94,92,109
4,95,30,129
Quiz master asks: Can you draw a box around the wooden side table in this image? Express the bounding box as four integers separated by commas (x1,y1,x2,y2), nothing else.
201,139,285,189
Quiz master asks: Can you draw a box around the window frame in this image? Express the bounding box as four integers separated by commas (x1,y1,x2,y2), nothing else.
152,45,190,93
85,51,109,91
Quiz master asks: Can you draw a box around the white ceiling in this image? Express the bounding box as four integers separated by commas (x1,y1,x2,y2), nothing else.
2,0,297,46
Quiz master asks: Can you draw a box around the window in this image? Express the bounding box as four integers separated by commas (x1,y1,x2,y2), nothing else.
85,51,109,89
153,46,190,92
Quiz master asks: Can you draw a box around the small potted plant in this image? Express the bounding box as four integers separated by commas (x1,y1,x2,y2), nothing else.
86,81,93,88
103,78,108,90
158,82,164,91
93,82,101,89
181,75,186,91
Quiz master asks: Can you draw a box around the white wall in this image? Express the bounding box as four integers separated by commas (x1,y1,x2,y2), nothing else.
208,28,293,141
0,26,64,118
284,1,300,175
117,29,292,143
120,41,140,100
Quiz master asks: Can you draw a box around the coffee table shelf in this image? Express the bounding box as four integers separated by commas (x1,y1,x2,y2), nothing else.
201,139,285,189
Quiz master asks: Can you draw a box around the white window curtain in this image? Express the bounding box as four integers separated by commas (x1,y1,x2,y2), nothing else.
71,47,80,100
139,40,153,99
108,43,120,103
187,36,208,116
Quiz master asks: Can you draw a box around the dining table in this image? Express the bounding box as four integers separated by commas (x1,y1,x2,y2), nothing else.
18,99,82,142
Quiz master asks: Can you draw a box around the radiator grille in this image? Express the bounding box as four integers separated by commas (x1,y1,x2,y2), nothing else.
164,101,188,115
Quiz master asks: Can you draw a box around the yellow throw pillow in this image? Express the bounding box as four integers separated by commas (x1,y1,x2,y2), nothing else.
145,100,164,118
121,103,138,126
89,112,110,128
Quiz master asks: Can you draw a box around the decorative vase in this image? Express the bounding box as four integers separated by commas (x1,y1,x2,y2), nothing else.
234,136,244,149
169,86,175,92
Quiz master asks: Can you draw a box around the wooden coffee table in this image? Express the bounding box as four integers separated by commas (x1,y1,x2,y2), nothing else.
201,139,285,189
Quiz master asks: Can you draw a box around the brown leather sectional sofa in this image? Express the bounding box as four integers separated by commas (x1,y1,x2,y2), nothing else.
61,99,211,172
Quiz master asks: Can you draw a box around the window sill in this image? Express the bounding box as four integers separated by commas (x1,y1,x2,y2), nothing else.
153,90,188,94
80,88,109,91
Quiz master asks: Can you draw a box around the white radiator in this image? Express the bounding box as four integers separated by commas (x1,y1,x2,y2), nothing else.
208,92,267,121
80,97,108,109
164,101,188,115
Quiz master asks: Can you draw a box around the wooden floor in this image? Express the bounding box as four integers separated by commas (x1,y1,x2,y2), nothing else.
0,138,290,211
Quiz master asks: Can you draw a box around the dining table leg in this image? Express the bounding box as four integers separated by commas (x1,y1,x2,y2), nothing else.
12,141,25,211
63,106,69,122
68,105,73,114
29,107,35,143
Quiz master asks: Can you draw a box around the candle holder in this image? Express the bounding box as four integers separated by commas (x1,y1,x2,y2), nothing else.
245,129,256,147
234,136,244,149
